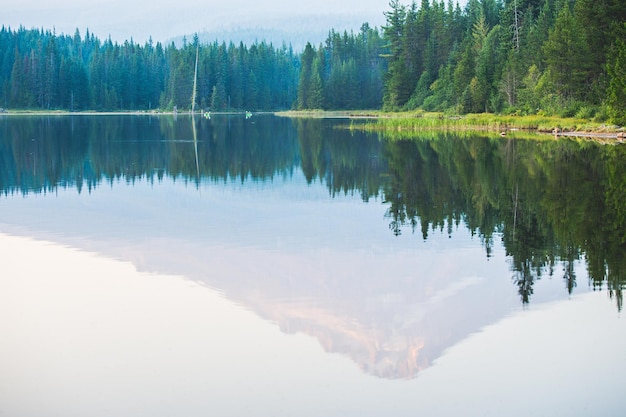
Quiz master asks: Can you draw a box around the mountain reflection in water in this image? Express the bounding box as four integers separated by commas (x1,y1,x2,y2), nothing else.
1,114,625,380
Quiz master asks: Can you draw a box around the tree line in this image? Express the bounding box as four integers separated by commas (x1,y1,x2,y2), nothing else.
0,27,300,111
297,24,386,110
0,24,385,112
1,0,625,122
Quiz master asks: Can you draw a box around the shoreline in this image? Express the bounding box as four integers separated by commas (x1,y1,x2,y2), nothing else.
0,110,273,116
3,109,623,140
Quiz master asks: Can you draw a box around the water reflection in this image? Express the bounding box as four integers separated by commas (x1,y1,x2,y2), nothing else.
380,132,626,309
177,239,514,379
4,232,621,416
1,114,625,382
0,114,301,192
2,114,624,309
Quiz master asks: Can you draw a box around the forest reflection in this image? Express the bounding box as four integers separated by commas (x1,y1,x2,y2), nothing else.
1,114,624,310
380,130,626,311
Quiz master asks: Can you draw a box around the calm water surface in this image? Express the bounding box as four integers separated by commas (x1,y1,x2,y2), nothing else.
0,114,624,416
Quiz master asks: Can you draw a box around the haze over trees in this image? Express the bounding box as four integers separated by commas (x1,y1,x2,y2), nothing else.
297,24,386,110
0,0,624,123
0,28,300,111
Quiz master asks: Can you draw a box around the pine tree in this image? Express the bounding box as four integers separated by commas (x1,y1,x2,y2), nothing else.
542,3,592,101
297,42,315,109
382,0,410,109
605,24,626,124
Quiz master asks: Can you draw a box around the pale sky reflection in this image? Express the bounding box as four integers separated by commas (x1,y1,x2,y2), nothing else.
1,233,624,417
0,176,601,384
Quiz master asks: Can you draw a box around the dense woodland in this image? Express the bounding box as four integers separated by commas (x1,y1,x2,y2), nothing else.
0,29,301,112
381,0,626,123
0,24,384,112
0,0,625,122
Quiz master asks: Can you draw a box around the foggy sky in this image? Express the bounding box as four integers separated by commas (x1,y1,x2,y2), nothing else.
3,0,392,44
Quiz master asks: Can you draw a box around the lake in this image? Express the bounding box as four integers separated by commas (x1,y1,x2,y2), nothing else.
1,114,625,417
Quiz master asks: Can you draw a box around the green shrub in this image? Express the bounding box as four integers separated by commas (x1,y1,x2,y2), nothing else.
574,105,597,120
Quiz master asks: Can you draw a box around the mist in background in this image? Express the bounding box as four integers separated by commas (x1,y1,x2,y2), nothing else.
4,0,393,48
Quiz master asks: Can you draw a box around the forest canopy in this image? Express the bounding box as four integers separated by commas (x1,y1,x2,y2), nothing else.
0,0,624,123
381,0,626,124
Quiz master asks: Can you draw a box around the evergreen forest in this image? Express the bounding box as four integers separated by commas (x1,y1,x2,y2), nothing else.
0,0,625,123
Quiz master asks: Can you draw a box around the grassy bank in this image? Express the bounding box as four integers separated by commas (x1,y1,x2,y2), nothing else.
358,111,623,134
278,110,624,141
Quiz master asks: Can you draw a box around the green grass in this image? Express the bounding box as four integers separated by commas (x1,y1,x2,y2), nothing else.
276,110,620,135
358,111,617,134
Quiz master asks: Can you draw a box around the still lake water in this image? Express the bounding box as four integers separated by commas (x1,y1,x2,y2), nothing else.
0,114,625,416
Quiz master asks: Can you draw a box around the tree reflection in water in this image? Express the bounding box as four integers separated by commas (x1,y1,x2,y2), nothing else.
379,131,626,310
1,114,624,310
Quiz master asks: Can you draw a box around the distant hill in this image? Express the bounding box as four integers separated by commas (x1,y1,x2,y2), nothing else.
169,12,386,51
